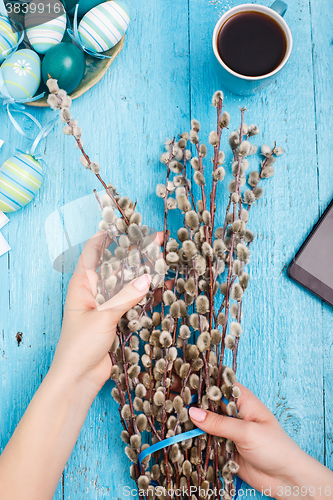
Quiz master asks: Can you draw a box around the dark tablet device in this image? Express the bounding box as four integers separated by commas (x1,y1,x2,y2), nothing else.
288,199,333,306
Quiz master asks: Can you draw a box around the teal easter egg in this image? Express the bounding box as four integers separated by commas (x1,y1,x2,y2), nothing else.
0,49,41,99
69,0,105,18
78,0,130,53
42,42,85,93
0,153,43,213
0,16,19,64
25,2,67,55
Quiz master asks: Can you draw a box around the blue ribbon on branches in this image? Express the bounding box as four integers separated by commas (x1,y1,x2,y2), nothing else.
138,394,229,467
234,476,243,500
138,427,205,467
67,4,114,60
137,393,242,496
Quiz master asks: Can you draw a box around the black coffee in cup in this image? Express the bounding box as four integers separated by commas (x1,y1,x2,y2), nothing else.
217,11,287,77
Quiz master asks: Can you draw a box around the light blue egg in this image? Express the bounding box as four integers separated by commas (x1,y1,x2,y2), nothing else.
0,49,41,99
78,0,130,53
0,16,19,64
25,11,67,55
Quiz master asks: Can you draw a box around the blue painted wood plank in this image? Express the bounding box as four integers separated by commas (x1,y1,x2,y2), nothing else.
309,0,333,469
0,0,332,499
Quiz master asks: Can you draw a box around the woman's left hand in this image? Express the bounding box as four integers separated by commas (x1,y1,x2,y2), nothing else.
51,230,162,394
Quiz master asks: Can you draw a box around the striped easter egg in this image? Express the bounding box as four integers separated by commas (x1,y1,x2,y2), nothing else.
78,0,130,54
0,48,41,99
25,8,66,55
0,153,43,213
0,16,19,64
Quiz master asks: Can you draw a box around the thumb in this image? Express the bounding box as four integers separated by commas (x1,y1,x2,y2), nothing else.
98,274,151,323
189,407,251,444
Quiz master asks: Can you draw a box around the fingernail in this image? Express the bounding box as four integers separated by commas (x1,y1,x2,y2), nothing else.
133,274,151,291
189,407,207,422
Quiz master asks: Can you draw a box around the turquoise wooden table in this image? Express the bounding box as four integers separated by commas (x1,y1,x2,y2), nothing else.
1,0,333,498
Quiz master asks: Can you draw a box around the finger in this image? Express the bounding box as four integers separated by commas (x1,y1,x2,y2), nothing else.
189,407,252,444
65,231,110,310
72,231,111,297
66,230,163,312
232,383,274,423
98,274,151,325
75,231,110,276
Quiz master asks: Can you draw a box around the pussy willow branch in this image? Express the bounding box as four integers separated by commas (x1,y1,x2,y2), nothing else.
210,97,223,243
163,140,175,259
230,148,276,374
248,147,276,212
217,108,246,387
51,89,129,224
195,143,207,212
183,150,196,212
193,118,225,481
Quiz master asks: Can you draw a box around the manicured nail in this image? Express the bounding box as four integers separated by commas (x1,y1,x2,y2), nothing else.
133,274,151,291
189,407,207,422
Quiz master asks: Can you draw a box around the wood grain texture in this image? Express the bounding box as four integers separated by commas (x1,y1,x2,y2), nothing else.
309,0,333,468
0,0,333,499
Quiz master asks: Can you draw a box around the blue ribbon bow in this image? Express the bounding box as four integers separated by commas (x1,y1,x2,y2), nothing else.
0,70,46,139
67,4,115,60
14,114,59,164
29,114,59,157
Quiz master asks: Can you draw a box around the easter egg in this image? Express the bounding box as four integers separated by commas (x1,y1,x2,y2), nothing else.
0,153,43,213
0,49,41,99
69,0,105,18
0,16,19,64
42,42,85,93
78,0,130,53
25,2,67,55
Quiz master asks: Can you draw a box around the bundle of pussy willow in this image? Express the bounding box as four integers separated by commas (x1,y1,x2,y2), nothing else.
47,80,284,500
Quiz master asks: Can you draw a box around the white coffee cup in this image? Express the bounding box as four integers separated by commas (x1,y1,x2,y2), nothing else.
212,1,293,95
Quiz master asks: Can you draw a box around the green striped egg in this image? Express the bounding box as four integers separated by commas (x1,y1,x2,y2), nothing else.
78,0,130,53
0,16,19,64
25,10,67,55
0,153,43,213
0,49,41,99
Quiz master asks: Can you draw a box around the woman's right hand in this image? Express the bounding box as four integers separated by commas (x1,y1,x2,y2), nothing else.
189,383,333,500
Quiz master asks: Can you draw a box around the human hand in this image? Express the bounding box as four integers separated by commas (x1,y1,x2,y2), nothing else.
50,231,162,394
189,383,333,500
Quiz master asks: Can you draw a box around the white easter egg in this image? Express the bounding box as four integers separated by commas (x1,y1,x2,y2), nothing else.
25,8,66,55
78,0,130,53
0,16,19,64
0,49,41,99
